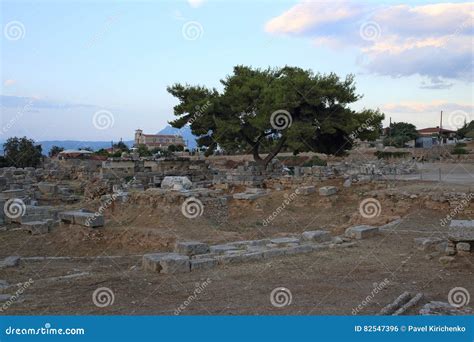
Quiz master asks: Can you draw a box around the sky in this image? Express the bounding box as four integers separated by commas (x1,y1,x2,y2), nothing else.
0,0,473,142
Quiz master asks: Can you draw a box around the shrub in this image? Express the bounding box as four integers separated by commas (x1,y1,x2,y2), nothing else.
375,151,410,159
452,147,468,155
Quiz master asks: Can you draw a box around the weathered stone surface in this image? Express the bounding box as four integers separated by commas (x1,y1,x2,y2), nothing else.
21,221,49,235
161,176,192,191
175,241,209,256
228,239,270,248
190,258,217,271
345,225,379,240
448,220,474,242
343,179,352,188
297,186,315,196
456,242,471,252
319,186,338,196
59,210,104,228
420,301,474,315
37,182,58,194
142,253,190,273
0,256,20,269
270,237,300,245
414,237,445,251
301,230,331,242
285,245,314,255
209,244,239,254
262,248,287,259
232,192,266,200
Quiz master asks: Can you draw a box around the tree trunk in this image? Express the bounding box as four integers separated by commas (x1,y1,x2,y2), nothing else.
252,137,286,168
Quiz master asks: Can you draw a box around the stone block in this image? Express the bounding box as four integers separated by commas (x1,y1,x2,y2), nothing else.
58,210,104,228
228,239,270,248
270,237,300,245
448,220,474,242
319,186,338,196
233,192,266,200
161,176,192,191
190,258,218,271
456,242,471,252
0,256,20,269
262,248,287,259
21,221,49,235
37,182,58,195
297,186,315,196
209,244,240,254
414,237,445,251
345,225,379,239
175,241,209,256
301,230,331,242
284,244,314,255
142,253,190,273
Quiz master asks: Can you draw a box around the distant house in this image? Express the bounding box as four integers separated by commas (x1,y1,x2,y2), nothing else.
134,129,185,149
57,149,93,159
417,127,457,146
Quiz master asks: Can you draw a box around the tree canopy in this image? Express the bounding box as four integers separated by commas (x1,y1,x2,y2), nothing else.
168,65,384,166
383,122,418,147
3,137,43,168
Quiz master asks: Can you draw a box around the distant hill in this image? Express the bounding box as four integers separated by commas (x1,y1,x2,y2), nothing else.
158,125,198,149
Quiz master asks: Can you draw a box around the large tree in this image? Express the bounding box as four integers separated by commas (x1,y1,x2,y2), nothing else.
384,122,418,147
168,66,384,167
3,137,43,168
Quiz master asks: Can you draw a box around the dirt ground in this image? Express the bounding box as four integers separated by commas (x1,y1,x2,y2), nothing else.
1,178,473,315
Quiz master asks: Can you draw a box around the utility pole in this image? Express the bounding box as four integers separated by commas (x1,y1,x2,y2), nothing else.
439,111,443,145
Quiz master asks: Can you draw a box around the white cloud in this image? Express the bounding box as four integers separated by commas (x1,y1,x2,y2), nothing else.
3,79,17,87
187,0,205,8
265,1,474,83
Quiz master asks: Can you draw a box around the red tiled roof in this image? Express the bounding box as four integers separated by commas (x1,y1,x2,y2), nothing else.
418,127,456,134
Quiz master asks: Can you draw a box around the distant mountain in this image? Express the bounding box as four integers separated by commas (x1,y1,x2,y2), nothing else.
158,125,198,149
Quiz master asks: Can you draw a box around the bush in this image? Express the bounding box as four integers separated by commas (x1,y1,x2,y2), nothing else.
452,147,468,155
375,151,410,159
455,142,467,148
302,156,327,167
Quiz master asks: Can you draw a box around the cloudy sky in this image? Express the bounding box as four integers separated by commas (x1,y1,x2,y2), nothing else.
1,0,472,141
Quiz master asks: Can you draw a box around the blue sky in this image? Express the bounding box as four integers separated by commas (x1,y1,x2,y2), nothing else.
0,0,472,141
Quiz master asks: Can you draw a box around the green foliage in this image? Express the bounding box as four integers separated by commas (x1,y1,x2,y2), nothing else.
375,151,411,159
455,142,467,148
167,144,177,152
136,144,152,157
383,122,418,147
49,145,64,157
113,140,129,152
457,120,474,139
3,137,43,168
167,65,384,166
94,149,110,156
302,156,327,167
452,147,468,155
